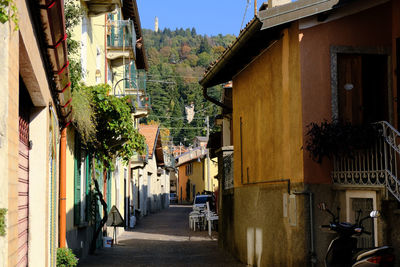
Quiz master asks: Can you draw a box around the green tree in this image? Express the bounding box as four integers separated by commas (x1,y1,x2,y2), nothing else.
142,27,231,145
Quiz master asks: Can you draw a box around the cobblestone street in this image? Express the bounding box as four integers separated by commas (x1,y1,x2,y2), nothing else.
78,205,245,267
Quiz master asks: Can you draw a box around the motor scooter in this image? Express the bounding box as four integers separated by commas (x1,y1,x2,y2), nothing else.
318,202,395,267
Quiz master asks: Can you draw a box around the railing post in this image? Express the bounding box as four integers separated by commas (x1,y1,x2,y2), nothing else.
381,123,389,188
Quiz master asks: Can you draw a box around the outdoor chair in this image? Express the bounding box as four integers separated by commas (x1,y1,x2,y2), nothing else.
205,202,218,236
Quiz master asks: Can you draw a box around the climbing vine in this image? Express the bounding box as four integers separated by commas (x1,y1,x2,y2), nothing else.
64,0,84,89
72,83,146,170
0,208,6,236
0,0,18,30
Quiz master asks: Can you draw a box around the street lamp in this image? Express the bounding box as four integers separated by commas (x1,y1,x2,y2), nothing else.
113,78,130,97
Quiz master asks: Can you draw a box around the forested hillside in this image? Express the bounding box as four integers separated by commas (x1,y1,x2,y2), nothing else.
142,28,236,146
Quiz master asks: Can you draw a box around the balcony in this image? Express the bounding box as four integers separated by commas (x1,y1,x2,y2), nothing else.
163,152,176,170
131,146,149,168
125,70,150,118
84,0,121,16
332,121,400,201
106,20,136,67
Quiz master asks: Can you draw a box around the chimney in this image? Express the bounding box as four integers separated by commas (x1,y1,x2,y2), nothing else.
259,2,269,11
268,0,291,8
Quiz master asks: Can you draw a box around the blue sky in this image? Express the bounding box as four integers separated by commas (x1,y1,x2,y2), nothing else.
136,0,263,36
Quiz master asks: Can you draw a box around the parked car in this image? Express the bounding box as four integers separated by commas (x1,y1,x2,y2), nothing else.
193,195,213,210
170,193,177,204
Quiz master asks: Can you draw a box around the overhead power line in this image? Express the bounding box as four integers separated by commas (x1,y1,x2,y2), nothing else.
147,80,176,84
160,127,206,130
241,0,251,31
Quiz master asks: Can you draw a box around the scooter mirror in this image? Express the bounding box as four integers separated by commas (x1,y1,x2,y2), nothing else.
318,202,327,211
370,210,380,218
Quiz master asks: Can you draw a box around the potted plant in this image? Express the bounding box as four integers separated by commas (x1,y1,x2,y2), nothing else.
56,248,78,267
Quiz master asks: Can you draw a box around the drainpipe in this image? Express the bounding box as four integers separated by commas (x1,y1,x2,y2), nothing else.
202,86,232,112
293,190,316,267
59,127,67,248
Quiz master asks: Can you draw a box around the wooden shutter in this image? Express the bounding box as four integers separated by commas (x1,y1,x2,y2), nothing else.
18,111,29,266
85,154,91,221
74,134,81,225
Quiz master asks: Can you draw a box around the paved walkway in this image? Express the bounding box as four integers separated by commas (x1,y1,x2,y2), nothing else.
78,205,245,267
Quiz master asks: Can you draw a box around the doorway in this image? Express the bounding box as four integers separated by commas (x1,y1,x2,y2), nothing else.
337,53,389,124
345,190,378,248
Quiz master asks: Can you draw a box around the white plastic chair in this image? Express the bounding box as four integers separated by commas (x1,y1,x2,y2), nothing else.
206,201,218,236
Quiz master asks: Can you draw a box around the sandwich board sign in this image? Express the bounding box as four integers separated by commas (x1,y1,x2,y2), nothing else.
106,205,125,227
106,205,125,245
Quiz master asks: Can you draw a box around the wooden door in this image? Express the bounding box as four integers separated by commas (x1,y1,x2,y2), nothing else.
338,54,363,124
338,54,388,124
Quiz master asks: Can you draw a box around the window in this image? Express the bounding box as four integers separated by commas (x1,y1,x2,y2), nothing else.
185,163,193,176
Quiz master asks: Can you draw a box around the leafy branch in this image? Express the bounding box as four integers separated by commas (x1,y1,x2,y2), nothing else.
72,83,146,170
0,208,6,236
0,0,18,30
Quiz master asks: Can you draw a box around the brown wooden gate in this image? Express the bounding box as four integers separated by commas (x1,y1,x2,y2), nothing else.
18,100,30,266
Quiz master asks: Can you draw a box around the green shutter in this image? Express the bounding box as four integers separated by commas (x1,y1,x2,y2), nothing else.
85,154,91,222
74,134,81,226
107,171,112,213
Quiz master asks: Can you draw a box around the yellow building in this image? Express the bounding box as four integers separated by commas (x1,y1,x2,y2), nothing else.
65,0,149,259
201,1,400,266
176,146,218,203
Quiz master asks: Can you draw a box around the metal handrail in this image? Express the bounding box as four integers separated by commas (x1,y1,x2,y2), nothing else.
332,121,400,201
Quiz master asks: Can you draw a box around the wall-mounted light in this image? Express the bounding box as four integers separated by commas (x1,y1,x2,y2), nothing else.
344,83,354,91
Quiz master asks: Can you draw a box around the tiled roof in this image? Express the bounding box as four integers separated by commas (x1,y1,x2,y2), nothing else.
200,0,358,88
139,124,159,157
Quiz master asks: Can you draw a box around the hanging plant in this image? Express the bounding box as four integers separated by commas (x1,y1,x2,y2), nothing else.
71,84,96,145
305,120,381,163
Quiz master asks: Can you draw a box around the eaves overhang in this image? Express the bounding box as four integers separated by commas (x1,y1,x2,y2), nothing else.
36,0,72,127
200,0,387,89
259,0,341,31
199,17,283,88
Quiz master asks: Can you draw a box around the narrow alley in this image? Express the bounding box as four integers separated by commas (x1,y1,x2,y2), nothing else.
78,206,245,267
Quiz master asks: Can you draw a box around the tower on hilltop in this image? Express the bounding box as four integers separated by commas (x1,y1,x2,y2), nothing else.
155,16,159,32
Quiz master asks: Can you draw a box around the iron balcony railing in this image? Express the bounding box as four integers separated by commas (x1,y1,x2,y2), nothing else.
332,121,400,201
124,69,150,112
107,20,136,52
163,152,176,169
132,144,149,164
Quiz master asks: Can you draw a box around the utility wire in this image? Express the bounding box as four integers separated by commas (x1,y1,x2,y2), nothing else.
241,0,251,31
